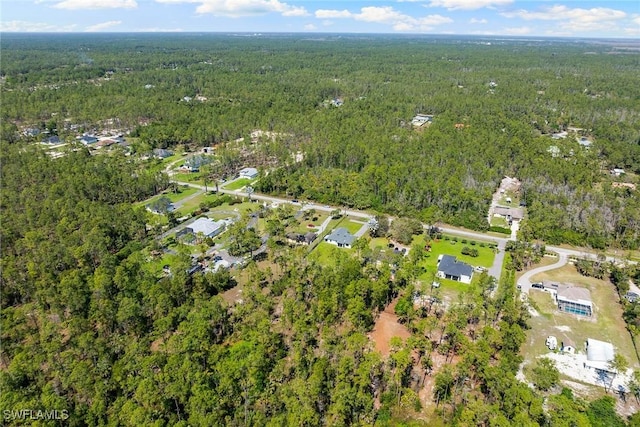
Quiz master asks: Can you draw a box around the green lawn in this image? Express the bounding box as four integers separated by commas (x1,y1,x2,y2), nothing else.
490,216,509,228
309,241,352,266
173,172,205,185
175,192,219,215
223,178,253,191
413,235,495,269
341,219,365,235
369,237,389,251
293,211,330,234
165,187,199,202
137,186,199,209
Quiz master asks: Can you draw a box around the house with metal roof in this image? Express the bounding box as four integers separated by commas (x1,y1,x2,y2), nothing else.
585,338,615,371
324,227,355,248
436,255,473,284
177,217,225,242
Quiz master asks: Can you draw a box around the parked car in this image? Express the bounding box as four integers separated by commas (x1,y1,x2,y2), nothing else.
531,283,544,289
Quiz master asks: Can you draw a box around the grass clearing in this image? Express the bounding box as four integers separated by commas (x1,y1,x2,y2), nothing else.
309,241,351,266
521,263,638,368
341,219,365,235
175,192,220,215
223,178,253,191
137,187,199,210
412,235,495,269
173,172,205,185
292,211,330,234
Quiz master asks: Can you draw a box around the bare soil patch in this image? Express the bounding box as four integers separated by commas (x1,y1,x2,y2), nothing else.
369,298,411,357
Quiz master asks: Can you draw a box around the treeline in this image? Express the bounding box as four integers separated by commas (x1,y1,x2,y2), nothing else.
2,34,639,247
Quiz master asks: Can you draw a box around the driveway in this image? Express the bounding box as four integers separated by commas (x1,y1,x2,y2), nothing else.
518,253,568,294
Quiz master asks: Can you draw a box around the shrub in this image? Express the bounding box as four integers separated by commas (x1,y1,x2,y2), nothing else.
489,226,511,235
461,246,479,257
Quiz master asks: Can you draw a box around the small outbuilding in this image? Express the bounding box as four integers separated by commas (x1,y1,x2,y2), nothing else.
561,339,576,354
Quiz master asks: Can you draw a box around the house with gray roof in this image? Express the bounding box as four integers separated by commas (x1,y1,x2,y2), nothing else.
556,286,592,317
436,255,473,284
324,227,355,248
239,167,259,179
177,217,225,243
181,155,212,172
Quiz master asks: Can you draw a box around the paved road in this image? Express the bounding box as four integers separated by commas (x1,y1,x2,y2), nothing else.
487,240,507,282
169,177,633,279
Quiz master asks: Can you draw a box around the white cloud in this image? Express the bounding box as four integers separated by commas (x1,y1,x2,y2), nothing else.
315,9,353,19
428,0,512,11
624,26,640,36
314,6,452,31
632,14,640,25
53,0,137,9
156,0,308,17
502,26,531,35
469,17,488,24
304,23,317,30
85,21,122,31
0,20,77,32
501,5,626,30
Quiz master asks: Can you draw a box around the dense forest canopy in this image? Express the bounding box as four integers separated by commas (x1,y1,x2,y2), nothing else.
2,33,639,248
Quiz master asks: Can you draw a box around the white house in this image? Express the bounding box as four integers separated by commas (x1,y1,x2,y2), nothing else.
436,255,473,284
239,167,259,179
179,217,225,240
324,227,355,248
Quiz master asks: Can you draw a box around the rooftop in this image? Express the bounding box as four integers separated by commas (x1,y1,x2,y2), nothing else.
557,286,592,307
586,338,614,363
324,227,355,246
189,217,223,237
437,255,473,278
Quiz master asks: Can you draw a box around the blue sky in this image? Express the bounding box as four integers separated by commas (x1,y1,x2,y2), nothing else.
1,0,639,38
